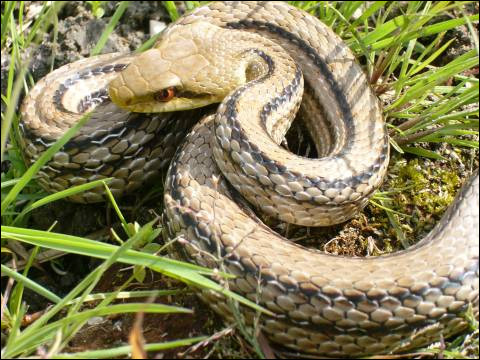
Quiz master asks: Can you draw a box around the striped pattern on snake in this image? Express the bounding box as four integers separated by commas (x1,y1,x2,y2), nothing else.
20,53,199,203
19,1,479,357
154,2,477,357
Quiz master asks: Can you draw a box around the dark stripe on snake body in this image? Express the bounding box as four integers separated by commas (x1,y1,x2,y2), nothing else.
52,63,128,114
169,174,473,336
166,143,465,337
77,89,110,113
226,19,389,192
259,64,303,127
20,2,478,354
226,19,355,140
222,49,274,122
216,53,305,181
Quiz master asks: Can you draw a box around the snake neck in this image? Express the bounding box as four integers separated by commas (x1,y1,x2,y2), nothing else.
211,31,304,147
20,53,134,141
108,21,303,121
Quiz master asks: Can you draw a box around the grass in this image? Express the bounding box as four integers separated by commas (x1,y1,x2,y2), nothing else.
1,1,479,359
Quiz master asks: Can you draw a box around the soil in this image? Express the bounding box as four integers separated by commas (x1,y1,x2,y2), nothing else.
63,265,233,359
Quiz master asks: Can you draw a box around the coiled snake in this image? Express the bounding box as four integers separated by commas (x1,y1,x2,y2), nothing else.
20,1,479,357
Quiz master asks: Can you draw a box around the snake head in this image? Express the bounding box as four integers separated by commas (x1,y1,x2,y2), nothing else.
108,22,252,113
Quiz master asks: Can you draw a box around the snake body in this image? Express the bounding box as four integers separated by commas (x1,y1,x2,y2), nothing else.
20,53,199,203
20,1,478,357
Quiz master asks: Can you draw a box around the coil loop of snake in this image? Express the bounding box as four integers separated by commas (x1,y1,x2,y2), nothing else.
20,1,478,357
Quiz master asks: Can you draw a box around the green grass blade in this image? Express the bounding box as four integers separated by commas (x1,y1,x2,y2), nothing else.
419,13,479,39
351,1,387,26
409,38,455,76
185,2,201,11
1,1,16,48
13,178,113,225
388,53,478,110
103,182,130,236
9,245,40,316
1,113,91,214
1,225,271,316
67,289,186,305
52,336,208,359
1,52,27,162
402,146,446,160
8,303,192,357
90,1,130,56
0,225,227,276
25,2,64,47
1,178,22,189
371,14,480,51
359,15,407,47
163,1,180,21
1,264,62,304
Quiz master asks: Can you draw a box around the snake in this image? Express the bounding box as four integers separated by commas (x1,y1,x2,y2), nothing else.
19,1,479,357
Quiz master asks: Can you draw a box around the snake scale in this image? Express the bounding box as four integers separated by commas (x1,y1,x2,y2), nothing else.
19,1,479,357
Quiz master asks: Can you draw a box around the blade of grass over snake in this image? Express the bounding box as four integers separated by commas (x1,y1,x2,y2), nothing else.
12,179,114,226
1,226,271,315
1,112,93,214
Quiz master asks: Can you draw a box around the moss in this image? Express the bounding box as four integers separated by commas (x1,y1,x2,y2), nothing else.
375,153,466,251
397,159,459,213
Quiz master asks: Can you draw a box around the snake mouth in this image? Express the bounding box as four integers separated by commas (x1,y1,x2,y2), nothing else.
113,93,222,113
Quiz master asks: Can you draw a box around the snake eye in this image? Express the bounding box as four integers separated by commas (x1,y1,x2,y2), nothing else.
154,87,176,102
